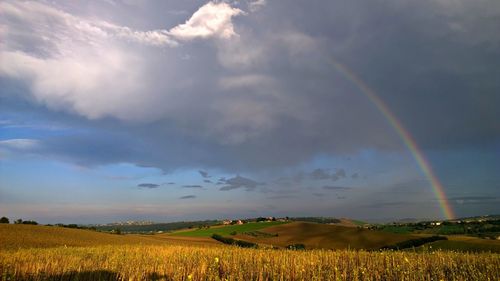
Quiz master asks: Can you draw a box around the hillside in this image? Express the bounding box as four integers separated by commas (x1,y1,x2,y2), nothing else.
420,235,500,253
0,224,218,250
95,220,220,233
234,222,418,250
169,221,287,237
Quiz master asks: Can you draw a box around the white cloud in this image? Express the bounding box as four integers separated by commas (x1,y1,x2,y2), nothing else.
0,0,245,123
0,139,39,150
0,1,176,48
169,1,244,40
0,0,281,145
248,0,267,12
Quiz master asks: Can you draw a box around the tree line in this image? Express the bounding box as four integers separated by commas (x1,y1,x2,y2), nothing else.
0,217,38,225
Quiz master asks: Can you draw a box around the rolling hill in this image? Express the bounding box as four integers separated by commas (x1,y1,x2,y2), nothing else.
0,224,219,250
169,221,287,237
234,221,419,250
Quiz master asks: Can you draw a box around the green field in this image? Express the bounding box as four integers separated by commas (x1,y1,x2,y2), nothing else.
423,239,500,253
380,225,416,234
170,221,287,237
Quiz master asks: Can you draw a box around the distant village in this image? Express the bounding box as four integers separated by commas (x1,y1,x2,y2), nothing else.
103,216,285,227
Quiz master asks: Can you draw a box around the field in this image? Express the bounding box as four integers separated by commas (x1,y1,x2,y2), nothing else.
0,224,218,250
420,235,500,253
232,222,418,250
169,221,287,237
1,224,499,280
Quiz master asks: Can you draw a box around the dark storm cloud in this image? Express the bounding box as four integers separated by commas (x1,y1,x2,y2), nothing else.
451,196,499,205
310,169,331,180
198,170,210,178
179,195,196,199
182,185,203,189
219,175,264,191
451,196,497,201
335,169,346,179
322,185,351,191
0,0,498,174
267,195,296,200
364,201,412,209
137,183,160,189
309,168,347,182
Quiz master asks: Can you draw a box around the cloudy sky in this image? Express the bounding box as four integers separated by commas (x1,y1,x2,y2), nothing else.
1,0,499,224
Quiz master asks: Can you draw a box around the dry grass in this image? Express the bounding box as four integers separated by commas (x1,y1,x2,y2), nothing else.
1,244,499,280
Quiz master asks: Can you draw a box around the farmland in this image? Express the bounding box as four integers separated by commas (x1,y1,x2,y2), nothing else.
170,221,287,237
232,222,418,250
1,223,499,280
0,224,218,251
1,243,499,280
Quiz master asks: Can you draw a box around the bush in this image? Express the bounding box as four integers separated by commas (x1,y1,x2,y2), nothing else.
286,244,306,250
235,240,257,248
211,234,234,244
211,234,257,248
380,236,447,250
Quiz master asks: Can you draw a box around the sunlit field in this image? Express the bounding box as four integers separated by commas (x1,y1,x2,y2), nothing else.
2,244,499,281
170,221,288,237
1,224,499,280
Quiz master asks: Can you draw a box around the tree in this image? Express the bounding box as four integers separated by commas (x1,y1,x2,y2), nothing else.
0,217,9,224
14,219,23,224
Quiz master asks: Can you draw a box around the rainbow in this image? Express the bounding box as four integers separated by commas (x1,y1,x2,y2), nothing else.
330,60,455,220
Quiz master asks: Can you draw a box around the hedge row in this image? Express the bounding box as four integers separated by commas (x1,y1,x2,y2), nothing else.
380,235,447,250
211,234,258,248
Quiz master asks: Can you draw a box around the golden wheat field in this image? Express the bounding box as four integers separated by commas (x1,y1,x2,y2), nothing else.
1,244,499,281
1,225,499,280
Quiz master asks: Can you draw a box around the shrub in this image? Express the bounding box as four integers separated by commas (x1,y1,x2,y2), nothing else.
286,244,306,250
211,234,257,248
234,240,257,248
380,236,447,250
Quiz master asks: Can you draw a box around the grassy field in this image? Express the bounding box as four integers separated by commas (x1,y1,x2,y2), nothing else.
421,235,500,253
1,224,499,280
234,222,419,250
170,221,287,237
379,225,415,234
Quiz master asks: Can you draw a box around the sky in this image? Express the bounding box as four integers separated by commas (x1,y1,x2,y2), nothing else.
0,0,499,224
